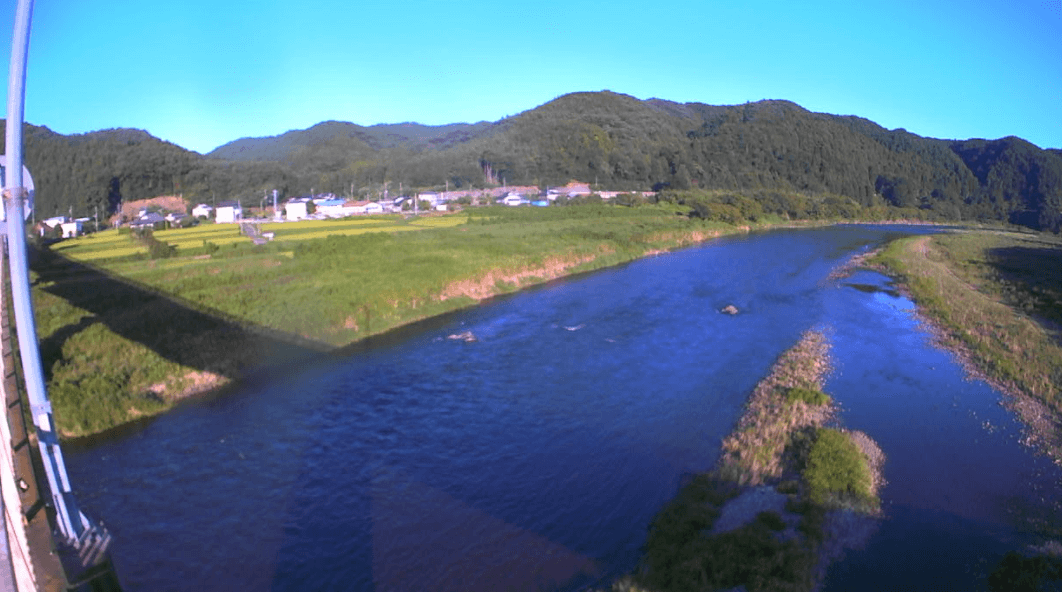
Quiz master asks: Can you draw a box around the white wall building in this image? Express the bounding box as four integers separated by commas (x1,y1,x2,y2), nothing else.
285,199,310,221
215,201,242,223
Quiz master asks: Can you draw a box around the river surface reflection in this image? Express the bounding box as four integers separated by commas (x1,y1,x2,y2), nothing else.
63,226,1062,591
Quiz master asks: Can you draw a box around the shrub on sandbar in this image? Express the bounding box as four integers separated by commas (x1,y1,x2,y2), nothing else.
803,428,874,507
785,387,831,406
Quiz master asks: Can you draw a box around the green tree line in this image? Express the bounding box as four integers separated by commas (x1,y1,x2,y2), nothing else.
4,91,1061,231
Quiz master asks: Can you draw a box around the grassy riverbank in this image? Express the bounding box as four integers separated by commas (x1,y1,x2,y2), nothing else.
871,230,1062,462
33,205,769,438
620,330,883,592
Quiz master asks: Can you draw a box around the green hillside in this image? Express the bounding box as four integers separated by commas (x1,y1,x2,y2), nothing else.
4,91,1062,231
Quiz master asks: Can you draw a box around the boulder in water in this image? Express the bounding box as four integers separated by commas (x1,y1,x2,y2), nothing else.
447,330,477,343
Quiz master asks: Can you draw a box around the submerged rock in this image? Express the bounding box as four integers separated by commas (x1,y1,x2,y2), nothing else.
721,304,740,315
447,330,477,343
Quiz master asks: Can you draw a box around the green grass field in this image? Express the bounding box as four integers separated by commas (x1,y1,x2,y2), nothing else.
32,206,741,437
50,215,470,262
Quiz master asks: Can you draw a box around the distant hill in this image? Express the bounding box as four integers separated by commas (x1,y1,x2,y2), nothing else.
208,121,496,162
4,91,1062,232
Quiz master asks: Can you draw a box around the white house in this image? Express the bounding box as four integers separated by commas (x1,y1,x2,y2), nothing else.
59,220,83,238
316,198,348,218
41,216,67,229
192,203,213,218
418,192,440,207
215,200,242,223
285,199,310,221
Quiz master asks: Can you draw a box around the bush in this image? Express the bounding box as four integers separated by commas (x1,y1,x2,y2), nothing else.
988,552,1062,592
756,510,786,531
638,474,818,592
786,387,831,406
803,428,873,506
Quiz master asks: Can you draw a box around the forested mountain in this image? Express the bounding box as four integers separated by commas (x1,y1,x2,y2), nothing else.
4,91,1061,231
208,121,496,163
0,121,299,219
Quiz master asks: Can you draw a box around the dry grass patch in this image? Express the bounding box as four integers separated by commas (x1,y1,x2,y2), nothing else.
719,330,834,485
437,253,598,302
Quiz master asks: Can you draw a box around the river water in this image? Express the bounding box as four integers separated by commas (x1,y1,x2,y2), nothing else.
63,225,1062,591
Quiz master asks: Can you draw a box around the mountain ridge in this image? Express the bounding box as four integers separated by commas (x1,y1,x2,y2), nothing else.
4,91,1060,232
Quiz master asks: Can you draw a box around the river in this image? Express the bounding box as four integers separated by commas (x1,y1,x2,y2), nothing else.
64,225,1062,591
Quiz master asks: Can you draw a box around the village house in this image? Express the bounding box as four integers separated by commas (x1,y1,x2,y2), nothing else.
215,201,242,223
130,212,166,231
417,192,441,207
284,198,311,221
316,198,348,218
166,212,192,227
38,216,67,236
547,181,593,201
60,219,83,238
192,203,213,218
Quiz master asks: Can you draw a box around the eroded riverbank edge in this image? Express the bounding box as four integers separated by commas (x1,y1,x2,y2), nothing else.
53,220,959,442
61,219,860,441
867,234,1062,468
605,329,885,592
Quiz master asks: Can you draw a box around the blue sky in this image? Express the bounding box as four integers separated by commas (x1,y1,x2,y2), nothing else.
2,0,1060,154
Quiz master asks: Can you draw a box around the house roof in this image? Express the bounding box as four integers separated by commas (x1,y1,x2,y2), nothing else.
131,212,165,226
217,200,241,208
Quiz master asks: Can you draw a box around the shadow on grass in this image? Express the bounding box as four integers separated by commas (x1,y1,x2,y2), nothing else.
986,244,1062,341
31,246,330,385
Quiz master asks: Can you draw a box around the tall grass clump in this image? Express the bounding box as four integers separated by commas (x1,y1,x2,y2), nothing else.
786,387,830,407
803,428,876,509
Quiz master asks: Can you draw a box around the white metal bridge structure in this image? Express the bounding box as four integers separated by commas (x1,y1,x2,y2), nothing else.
0,1,122,589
